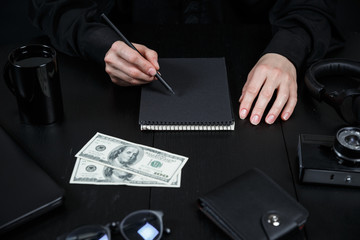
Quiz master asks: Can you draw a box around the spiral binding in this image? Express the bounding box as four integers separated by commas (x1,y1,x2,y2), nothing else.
140,122,235,131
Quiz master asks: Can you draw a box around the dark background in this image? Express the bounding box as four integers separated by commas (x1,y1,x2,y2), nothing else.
0,0,359,46
1,1,360,240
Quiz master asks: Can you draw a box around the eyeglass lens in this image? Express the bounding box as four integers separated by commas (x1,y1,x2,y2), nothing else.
65,225,110,240
120,211,162,240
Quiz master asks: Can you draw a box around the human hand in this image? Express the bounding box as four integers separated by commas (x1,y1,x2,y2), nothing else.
239,53,297,125
104,41,159,86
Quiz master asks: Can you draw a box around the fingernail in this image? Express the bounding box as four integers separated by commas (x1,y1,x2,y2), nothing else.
251,114,260,125
266,114,275,124
240,108,247,119
147,68,156,76
282,112,290,121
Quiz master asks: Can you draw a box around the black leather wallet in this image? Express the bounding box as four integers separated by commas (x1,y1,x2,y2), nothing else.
198,168,309,240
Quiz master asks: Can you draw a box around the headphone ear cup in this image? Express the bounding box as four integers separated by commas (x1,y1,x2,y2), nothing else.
305,63,325,101
352,96,360,124
306,59,360,100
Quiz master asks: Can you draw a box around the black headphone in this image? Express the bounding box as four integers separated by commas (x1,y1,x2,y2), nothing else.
305,58,360,125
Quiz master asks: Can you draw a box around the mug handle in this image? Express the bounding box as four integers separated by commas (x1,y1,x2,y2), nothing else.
3,61,16,95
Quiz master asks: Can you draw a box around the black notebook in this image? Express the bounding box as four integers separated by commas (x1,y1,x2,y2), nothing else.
0,126,64,234
139,58,234,131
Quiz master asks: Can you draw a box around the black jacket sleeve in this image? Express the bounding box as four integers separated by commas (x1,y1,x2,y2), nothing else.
263,0,344,71
29,0,344,71
29,0,119,66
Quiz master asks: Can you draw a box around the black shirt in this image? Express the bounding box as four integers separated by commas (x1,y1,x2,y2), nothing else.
29,0,343,71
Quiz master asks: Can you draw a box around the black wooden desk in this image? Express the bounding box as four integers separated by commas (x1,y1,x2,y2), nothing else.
0,25,358,240
282,32,360,240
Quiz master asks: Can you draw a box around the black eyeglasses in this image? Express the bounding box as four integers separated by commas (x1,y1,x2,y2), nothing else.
58,210,169,240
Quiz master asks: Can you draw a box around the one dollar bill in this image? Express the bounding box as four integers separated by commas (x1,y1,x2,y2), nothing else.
75,132,188,184
70,158,181,187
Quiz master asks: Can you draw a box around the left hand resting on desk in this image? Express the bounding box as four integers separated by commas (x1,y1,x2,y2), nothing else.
239,53,297,125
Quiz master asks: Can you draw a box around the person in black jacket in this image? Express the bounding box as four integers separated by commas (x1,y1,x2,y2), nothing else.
29,0,343,125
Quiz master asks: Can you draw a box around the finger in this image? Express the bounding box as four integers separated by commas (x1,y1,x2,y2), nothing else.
105,53,155,85
264,87,289,124
238,93,253,120
135,43,159,70
281,86,298,121
249,79,277,125
238,68,266,120
116,42,158,77
265,80,297,124
109,69,150,86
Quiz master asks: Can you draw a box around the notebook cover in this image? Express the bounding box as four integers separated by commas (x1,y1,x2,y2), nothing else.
139,58,234,130
198,168,309,240
0,126,64,234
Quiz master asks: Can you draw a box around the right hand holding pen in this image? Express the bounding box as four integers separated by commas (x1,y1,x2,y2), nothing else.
104,41,159,86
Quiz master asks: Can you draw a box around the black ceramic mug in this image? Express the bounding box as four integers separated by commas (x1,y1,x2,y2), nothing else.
4,44,63,124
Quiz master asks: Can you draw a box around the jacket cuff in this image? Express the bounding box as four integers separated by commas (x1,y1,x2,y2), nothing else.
262,28,311,71
82,25,119,66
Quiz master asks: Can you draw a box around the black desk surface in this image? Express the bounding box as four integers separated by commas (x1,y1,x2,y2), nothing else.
0,25,360,240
